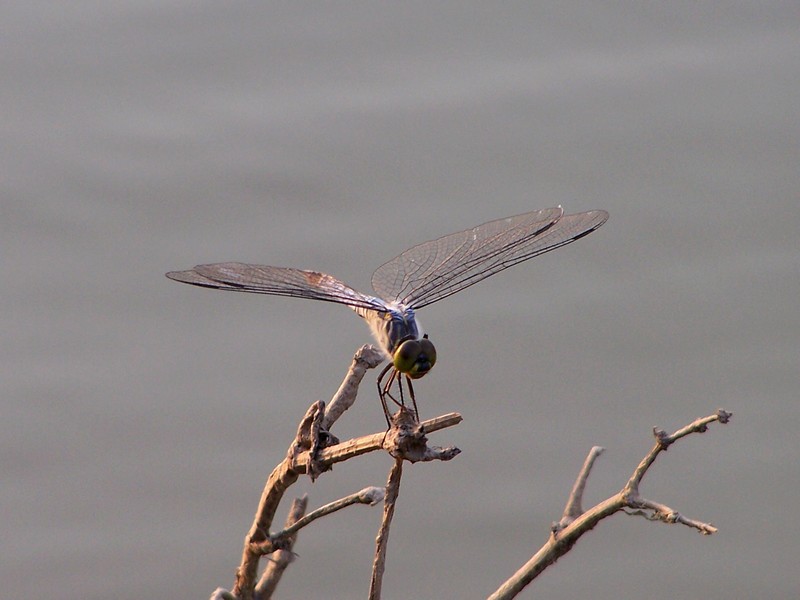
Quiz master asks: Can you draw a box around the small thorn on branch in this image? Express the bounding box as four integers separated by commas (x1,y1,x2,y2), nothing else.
653,427,671,449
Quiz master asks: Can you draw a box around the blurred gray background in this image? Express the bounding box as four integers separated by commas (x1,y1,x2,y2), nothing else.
3,3,798,599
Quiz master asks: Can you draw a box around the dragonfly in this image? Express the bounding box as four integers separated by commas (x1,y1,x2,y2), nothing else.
167,206,608,423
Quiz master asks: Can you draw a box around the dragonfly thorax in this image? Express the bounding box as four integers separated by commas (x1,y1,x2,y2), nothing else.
357,304,419,355
357,304,436,379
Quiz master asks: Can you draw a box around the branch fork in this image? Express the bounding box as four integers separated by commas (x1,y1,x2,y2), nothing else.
224,346,462,600
489,409,732,600
382,406,462,462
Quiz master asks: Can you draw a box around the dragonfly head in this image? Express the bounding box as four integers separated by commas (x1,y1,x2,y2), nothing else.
393,334,437,379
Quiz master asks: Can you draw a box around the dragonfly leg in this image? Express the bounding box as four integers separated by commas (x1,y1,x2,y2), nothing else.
377,365,420,425
396,372,405,406
376,363,395,427
382,371,403,409
405,375,420,422
378,366,408,421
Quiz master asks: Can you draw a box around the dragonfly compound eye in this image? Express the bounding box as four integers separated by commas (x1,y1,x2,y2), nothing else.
393,340,421,374
393,338,437,379
419,337,436,369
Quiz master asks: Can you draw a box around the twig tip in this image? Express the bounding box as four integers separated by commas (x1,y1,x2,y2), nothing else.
716,409,732,423
359,486,385,505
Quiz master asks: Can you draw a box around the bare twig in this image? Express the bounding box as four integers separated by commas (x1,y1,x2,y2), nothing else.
294,411,463,470
488,409,732,600
232,402,328,599
623,410,731,497
369,457,404,600
624,498,719,534
366,408,461,599
269,487,384,543
255,496,308,600
228,346,385,600
323,345,386,430
559,445,605,527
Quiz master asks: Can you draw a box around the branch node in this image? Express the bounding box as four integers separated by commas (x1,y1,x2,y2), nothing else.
255,496,307,599
382,407,461,463
288,401,339,481
550,521,565,538
652,427,671,449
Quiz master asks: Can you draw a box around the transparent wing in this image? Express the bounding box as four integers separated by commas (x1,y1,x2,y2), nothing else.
371,207,608,309
166,262,390,312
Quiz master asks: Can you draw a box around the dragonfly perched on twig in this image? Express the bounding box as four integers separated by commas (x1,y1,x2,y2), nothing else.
167,206,608,423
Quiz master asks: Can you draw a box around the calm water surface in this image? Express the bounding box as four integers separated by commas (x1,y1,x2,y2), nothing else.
3,3,798,598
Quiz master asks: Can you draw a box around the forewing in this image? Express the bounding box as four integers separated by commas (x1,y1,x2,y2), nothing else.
167,262,389,312
371,208,608,309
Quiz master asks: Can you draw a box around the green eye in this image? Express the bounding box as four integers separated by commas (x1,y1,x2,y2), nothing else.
393,340,421,373
393,338,437,379
419,337,436,367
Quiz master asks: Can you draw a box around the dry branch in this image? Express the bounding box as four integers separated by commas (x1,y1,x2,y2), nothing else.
369,457,404,600
220,346,461,600
270,486,384,543
228,406,462,599
367,407,462,599
294,411,463,471
559,445,605,527
209,338,729,600
323,345,385,429
488,409,732,600
255,495,308,599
